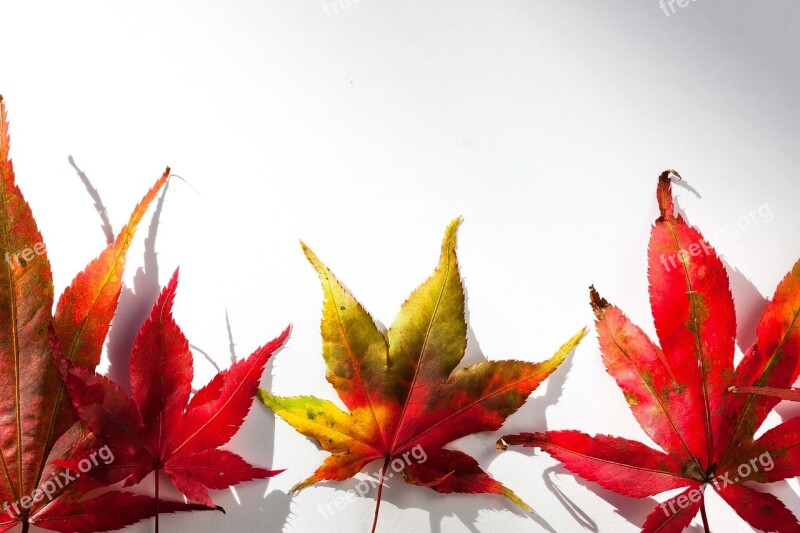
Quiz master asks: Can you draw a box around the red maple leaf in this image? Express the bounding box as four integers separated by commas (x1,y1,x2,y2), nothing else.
499,170,800,533
55,269,290,531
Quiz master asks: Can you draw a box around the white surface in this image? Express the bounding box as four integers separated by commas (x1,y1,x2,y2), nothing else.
2,1,800,531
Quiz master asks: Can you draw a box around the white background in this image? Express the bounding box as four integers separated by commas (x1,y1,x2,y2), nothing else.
1,1,800,531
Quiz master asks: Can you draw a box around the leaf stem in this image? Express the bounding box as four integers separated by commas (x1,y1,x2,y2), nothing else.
730,385,800,401
371,456,391,533
155,469,160,533
700,496,710,533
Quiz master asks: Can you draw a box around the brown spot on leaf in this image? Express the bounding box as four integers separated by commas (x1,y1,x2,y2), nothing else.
589,285,608,320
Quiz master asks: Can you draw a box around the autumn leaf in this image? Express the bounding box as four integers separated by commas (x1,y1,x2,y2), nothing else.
55,268,290,532
499,170,800,533
32,491,212,533
259,218,585,532
0,95,195,532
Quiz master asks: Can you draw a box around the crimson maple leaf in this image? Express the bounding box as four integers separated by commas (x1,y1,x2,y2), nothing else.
260,218,585,532
55,269,290,531
499,170,800,533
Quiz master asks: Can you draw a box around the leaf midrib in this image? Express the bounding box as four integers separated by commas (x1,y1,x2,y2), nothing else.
0,169,22,503
533,438,696,482
389,239,454,453
605,319,705,476
325,272,389,452
665,220,715,466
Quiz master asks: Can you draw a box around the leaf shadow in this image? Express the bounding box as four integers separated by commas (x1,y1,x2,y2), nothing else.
105,180,169,393
260,489,293,533
310,469,533,533
460,287,488,368
178,302,291,531
541,466,596,532
549,464,658,531
722,258,768,356
669,177,768,355
671,175,702,200
495,333,577,439
481,322,580,530
68,166,292,529
461,284,579,440
187,351,291,532
225,314,291,531
69,159,168,392
68,155,115,245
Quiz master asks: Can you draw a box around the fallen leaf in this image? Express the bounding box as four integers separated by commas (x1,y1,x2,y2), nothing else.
260,218,584,532
56,269,290,531
499,170,800,533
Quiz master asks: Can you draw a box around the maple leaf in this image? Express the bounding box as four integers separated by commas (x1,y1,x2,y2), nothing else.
259,218,585,532
498,170,800,533
0,95,205,532
55,268,290,532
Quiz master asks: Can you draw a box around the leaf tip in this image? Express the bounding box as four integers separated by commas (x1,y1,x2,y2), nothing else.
279,323,292,342
445,216,463,239
300,241,323,270
656,169,681,220
496,438,508,452
289,480,310,494
437,217,463,259
658,168,682,183
589,285,608,320
153,268,180,314
566,326,588,351
256,388,270,403
541,328,585,376
500,485,532,512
